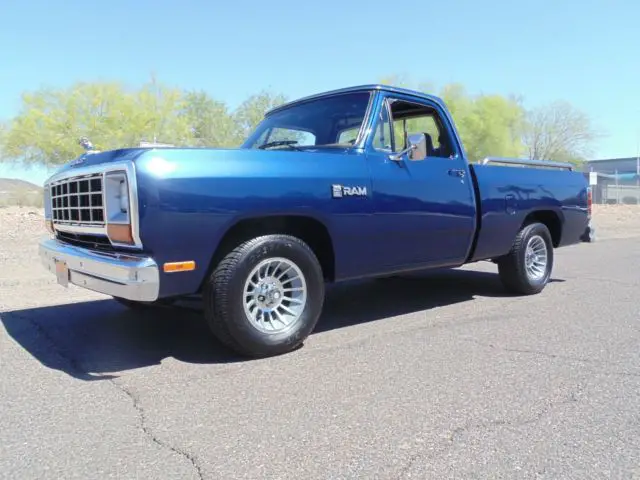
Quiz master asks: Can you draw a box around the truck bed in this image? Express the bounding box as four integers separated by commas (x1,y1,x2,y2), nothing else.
468,162,590,262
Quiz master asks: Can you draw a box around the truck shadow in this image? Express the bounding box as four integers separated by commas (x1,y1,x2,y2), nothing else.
1,268,564,380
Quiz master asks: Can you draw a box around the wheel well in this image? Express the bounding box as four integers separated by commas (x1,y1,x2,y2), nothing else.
522,210,562,247
203,215,335,288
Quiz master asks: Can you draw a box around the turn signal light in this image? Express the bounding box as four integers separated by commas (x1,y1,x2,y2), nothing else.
45,219,54,234
107,223,134,244
163,261,196,273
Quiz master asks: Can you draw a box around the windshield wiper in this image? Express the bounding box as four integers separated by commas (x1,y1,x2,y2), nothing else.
258,140,303,151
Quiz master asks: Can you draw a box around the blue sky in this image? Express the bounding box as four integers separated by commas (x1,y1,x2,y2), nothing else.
1,0,638,184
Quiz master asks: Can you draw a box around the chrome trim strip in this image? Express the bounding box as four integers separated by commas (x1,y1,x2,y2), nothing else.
43,185,52,221
480,156,574,171
39,238,159,302
44,161,143,250
353,91,375,149
50,172,104,226
46,160,130,184
54,224,107,235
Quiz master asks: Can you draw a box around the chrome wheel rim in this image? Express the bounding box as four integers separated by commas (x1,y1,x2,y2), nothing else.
243,257,307,333
525,235,548,281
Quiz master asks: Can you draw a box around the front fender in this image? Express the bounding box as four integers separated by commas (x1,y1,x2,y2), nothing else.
132,148,370,297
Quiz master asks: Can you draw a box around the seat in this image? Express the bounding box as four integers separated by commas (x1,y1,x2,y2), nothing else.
422,133,436,157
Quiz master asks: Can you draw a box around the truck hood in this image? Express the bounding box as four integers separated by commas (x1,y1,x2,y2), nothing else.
134,146,356,180
45,148,149,183
46,145,355,184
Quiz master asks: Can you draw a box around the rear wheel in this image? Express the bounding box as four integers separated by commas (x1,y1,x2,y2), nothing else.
204,234,325,357
497,222,554,295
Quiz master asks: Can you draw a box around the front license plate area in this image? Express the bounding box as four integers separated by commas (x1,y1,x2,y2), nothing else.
55,259,69,287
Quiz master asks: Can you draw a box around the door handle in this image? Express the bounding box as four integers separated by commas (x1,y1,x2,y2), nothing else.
448,169,466,178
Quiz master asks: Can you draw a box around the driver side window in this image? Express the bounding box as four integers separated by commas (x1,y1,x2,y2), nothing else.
384,97,454,158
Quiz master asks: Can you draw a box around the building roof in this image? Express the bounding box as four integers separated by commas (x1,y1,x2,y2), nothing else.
583,156,640,176
585,156,638,163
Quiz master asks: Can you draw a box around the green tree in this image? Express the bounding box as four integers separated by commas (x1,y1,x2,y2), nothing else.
0,79,193,166
128,77,193,147
379,76,527,161
233,90,288,140
456,93,526,161
0,74,597,170
181,90,240,147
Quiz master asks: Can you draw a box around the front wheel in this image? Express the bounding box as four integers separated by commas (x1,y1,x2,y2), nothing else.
497,222,554,295
204,234,325,358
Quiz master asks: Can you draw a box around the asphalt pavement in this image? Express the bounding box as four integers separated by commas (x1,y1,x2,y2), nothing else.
1,236,639,479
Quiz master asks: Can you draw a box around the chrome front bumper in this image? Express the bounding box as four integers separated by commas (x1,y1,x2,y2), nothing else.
39,238,160,301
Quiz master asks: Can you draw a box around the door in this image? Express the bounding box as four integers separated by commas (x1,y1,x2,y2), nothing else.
365,93,477,272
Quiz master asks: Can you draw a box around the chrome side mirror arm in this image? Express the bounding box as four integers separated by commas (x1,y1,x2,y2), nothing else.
389,144,416,162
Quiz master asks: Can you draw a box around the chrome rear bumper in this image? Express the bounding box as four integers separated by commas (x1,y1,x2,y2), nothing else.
39,238,160,301
581,219,596,243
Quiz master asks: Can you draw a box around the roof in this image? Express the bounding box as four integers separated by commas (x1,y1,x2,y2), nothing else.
266,84,445,115
583,156,640,176
585,157,640,164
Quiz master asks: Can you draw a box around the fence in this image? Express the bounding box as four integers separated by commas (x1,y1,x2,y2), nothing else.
587,172,640,205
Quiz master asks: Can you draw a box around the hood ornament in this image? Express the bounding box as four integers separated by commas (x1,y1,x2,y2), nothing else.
78,136,96,152
68,136,99,166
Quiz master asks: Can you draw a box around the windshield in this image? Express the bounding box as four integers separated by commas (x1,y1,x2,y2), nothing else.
241,91,372,150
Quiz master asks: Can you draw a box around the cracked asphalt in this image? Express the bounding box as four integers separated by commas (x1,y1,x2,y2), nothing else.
1,209,639,479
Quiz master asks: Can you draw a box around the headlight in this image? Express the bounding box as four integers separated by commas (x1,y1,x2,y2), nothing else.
105,172,129,221
104,171,133,245
119,179,128,213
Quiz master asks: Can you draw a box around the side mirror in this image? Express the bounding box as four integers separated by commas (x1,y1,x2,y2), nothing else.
389,133,427,162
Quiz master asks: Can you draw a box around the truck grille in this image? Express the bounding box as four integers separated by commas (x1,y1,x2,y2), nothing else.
50,174,105,226
55,231,115,252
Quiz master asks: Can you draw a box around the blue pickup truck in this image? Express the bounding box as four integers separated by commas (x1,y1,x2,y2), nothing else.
39,84,593,357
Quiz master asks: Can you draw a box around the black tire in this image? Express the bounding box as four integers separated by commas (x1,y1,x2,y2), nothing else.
497,222,554,295
203,234,325,358
113,297,176,310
